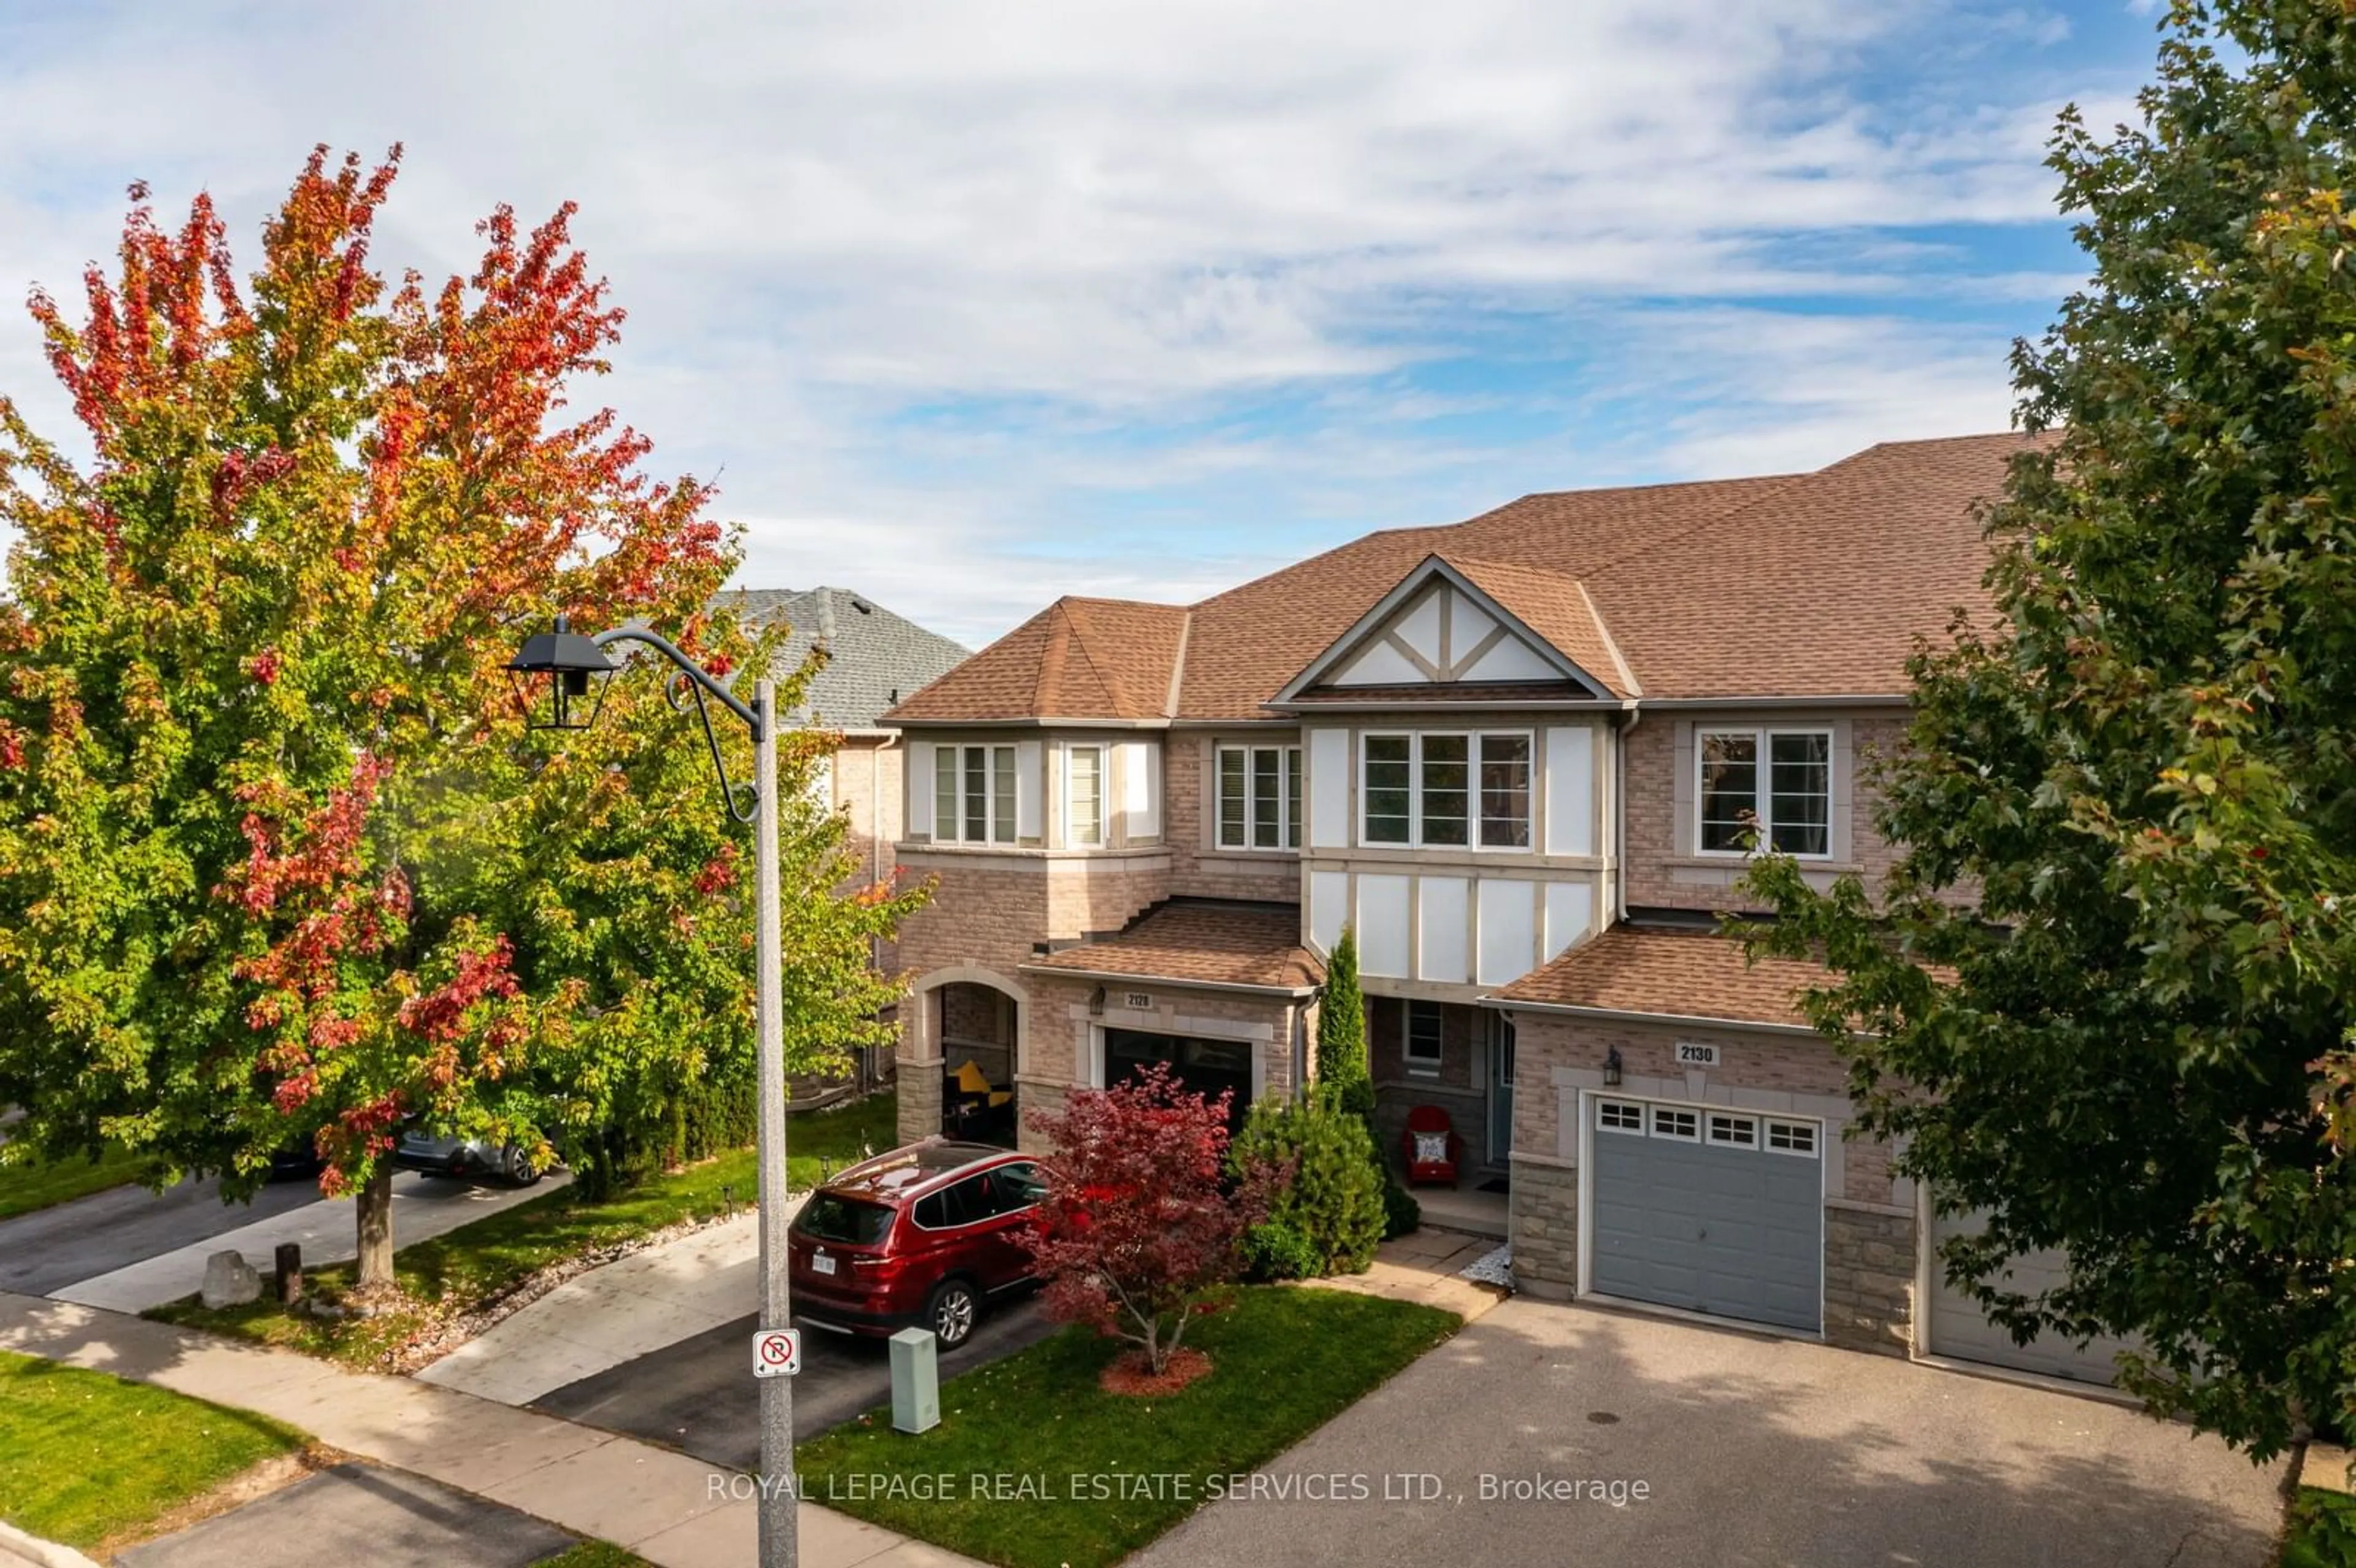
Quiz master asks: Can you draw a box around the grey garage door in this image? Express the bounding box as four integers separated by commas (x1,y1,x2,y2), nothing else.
1589,1097,1823,1334
1924,1208,2128,1385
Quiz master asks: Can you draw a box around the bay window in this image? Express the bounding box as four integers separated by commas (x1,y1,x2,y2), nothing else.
1698,728,1831,857
1360,732,1533,850
1215,744,1301,850
934,743,1018,844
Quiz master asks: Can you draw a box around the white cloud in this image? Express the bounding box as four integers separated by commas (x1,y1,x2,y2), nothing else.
0,0,2134,644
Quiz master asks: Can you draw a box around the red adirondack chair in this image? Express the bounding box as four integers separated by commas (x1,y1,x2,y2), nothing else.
1401,1105,1463,1188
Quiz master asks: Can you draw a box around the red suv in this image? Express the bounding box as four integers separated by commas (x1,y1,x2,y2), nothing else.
787,1140,1049,1348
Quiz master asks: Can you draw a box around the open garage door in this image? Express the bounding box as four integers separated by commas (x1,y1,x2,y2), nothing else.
1923,1208,2128,1385
1587,1096,1823,1334
1103,1029,1255,1132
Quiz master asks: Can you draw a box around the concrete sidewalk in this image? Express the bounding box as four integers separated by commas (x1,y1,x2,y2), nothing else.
417,1201,793,1406
49,1171,572,1314
0,1291,974,1568
1298,1230,1511,1323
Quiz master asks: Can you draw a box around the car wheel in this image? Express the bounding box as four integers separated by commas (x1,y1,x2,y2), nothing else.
504,1145,545,1187
925,1279,978,1348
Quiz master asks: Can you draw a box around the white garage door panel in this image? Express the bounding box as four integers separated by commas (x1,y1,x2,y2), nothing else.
1925,1209,2129,1385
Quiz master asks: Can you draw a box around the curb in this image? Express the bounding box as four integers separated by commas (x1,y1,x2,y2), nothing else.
0,1521,101,1568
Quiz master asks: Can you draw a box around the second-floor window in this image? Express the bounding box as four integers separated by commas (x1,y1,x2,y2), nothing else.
1066,745,1104,847
1216,745,1301,850
1698,728,1831,857
1361,732,1532,849
936,744,1017,844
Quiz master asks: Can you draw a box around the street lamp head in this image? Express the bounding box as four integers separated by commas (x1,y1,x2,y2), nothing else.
507,614,619,732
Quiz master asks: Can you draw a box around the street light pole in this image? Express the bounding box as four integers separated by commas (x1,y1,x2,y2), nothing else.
751,677,797,1568
504,623,796,1567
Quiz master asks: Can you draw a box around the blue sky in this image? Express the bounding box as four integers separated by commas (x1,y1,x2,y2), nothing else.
0,1,2163,648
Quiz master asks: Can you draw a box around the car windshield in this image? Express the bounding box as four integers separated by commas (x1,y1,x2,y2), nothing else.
798,1192,895,1246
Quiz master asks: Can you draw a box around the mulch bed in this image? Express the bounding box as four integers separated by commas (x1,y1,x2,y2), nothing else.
1099,1348,1212,1396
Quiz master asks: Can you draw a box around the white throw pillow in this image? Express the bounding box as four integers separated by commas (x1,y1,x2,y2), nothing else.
1413,1130,1450,1164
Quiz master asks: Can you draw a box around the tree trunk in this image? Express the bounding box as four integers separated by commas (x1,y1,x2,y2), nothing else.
354,1162,395,1289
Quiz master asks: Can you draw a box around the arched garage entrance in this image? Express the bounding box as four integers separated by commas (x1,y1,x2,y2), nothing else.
936,979,1021,1147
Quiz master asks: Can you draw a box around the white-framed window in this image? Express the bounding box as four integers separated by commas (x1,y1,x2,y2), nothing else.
1698,728,1832,858
934,743,1018,844
1650,1105,1700,1142
1066,745,1104,847
1215,744,1302,850
1707,1113,1758,1148
1358,731,1533,850
1765,1118,1819,1156
1404,1000,1443,1075
1597,1099,1645,1134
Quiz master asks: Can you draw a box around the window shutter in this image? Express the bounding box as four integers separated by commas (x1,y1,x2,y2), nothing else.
909,743,934,836
1015,741,1043,839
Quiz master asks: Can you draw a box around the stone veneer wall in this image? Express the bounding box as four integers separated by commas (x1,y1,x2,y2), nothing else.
1824,1205,1917,1356
1507,1159,1579,1298
1503,1010,1919,1355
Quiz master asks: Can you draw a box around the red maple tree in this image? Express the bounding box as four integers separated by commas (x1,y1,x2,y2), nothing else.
1021,1064,1280,1377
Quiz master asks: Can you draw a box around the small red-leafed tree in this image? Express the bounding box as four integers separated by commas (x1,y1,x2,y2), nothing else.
0,148,919,1291
1022,1064,1277,1377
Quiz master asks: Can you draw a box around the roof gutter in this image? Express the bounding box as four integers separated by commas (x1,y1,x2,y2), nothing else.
1477,996,1828,1039
1015,963,1320,1001
1260,698,1623,713
1635,694,1909,710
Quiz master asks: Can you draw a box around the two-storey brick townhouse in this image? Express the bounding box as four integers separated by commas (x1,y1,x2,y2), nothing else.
879,432,2117,1383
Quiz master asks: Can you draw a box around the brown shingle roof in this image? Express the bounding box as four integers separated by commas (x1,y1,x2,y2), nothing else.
882,434,2042,724
890,597,1188,722
1439,554,1636,698
1023,900,1323,993
1490,924,1834,1029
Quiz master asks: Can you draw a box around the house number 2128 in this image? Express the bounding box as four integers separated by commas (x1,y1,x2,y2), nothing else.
1675,1042,1721,1067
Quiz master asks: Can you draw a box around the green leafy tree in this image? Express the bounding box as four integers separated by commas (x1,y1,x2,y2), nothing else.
1744,1,2356,1482
1230,1089,1385,1277
0,148,921,1287
1315,924,1372,1118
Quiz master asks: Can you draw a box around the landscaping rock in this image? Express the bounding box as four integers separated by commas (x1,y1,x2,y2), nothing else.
199,1250,261,1309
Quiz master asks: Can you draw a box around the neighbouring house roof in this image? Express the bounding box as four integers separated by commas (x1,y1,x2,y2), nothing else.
1488,924,1838,1031
1022,900,1325,994
883,432,2044,724
719,586,971,731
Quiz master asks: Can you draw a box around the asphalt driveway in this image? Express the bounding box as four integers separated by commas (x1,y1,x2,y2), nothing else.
1135,1296,2284,1568
531,1296,1055,1467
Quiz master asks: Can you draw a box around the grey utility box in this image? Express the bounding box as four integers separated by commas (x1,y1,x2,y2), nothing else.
890,1327,941,1434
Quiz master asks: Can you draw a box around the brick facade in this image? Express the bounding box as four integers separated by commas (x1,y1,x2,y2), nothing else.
1163,732,1307,904
1619,706,1912,915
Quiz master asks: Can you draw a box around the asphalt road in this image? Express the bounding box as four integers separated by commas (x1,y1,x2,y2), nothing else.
533,1294,1057,1467
0,1170,321,1297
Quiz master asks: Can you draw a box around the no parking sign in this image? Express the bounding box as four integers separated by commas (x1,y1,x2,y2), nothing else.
752,1326,801,1378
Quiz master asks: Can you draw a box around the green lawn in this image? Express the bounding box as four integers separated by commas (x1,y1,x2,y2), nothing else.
2284,1486,2356,1568
794,1285,1461,1568
0,1349,305,1550
149,1092,901,1369
0,1142,152,1220
536,1543,653,1567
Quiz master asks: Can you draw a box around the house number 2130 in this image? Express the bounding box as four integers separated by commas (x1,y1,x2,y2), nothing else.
1675,1042,1721,1067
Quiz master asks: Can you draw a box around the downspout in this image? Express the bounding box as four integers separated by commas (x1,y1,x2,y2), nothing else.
1615,700,1641,925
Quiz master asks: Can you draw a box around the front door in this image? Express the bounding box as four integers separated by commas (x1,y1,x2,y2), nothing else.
1487,1015,1515,1166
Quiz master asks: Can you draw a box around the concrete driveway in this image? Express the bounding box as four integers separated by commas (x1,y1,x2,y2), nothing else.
1136,1296,2284,1568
